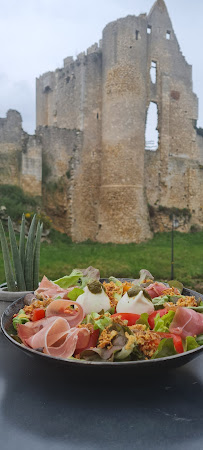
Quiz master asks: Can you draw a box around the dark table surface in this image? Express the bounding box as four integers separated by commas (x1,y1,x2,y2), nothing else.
0,329,203,450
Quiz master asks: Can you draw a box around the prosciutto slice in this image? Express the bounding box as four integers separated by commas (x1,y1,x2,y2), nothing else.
45,299,84,327
44,327,90,358
17,316,59,343
169,307,203,339
34,275,74,299
25,317,70,349
17,316,90,359
145,282,167,299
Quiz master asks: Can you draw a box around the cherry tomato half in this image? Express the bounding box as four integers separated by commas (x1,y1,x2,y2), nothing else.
148,308,168,329
111,313,141,326
31,308,45,321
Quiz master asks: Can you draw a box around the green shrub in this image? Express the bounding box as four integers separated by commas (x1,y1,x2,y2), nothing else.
0,184,40,222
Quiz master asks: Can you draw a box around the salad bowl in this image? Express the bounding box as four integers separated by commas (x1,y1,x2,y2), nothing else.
1,281,203,374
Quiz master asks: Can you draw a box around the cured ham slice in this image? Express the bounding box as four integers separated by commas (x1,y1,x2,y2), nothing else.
25,317,70,350
17,315,90,359
45,299,84,327
17,316,59,343
145,282,167,299
169,307,203,339
44,327,90,358
34,275,74,300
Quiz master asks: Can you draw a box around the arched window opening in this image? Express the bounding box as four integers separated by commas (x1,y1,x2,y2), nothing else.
145,102,159,151
166,30,171,40
147,25,152,34
150,61,157,84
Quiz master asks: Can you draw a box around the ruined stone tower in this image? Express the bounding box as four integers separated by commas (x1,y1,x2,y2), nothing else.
1,0,203,242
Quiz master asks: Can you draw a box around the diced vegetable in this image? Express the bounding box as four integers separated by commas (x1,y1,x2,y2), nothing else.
31,308,45,322
111,313,140,326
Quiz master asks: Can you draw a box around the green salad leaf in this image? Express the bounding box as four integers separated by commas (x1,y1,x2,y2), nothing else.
152,295,169,309
54,269,84,289
109,276,122,286
68,287,84,301
168,280,183,294
136,313,150,329
13,309,30,330
108,276,123,302
77,266,100,288
115,338,145,361
188,306,203,313
153,310,175,332
108,306,116,314
184,336,199,351
82,311,112,332
152,338,177,359
196,334,203,346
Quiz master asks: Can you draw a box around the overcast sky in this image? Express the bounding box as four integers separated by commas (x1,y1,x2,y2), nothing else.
0,0,203,134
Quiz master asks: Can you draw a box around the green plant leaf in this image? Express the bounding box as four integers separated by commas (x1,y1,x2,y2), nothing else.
0,220,16,291
8,216,26,291
33,221,43,290
19,213,25,272
24,214,36,290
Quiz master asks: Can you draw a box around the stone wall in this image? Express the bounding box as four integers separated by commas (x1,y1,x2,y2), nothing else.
37,126,83,234
1,0,203,242
0,110,42,196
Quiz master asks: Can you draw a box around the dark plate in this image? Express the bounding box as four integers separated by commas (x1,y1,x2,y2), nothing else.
1,281,203,374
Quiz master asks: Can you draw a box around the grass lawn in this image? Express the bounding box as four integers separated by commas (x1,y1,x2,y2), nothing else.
1,229,202,290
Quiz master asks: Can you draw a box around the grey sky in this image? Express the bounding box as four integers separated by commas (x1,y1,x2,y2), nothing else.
0,0,202,134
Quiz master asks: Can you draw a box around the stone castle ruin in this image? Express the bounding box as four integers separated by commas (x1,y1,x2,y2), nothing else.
1,0,203,242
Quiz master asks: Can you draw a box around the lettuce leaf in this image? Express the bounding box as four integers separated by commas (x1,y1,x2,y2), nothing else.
184,336,199,351
54,266,100,289
153,310,175,332
82,311,112,332
13,309,30,330
109,276,122,286
152,295,169,309
115,337,145,361
108,276,123,302
54,269,84,288
195,334,203,346
151,338,177,359
168,280,183,294
108,306,116,314
136,313,150,329
68,288,84,301
188,306,203,313
93,316,112,332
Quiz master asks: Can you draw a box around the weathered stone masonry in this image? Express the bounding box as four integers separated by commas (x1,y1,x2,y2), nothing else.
1,0,203,242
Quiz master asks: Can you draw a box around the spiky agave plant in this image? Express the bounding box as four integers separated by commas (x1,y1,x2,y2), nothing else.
0,214,43,291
